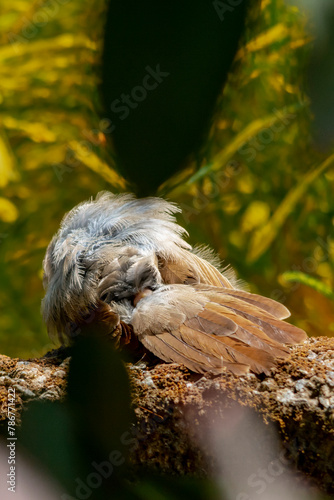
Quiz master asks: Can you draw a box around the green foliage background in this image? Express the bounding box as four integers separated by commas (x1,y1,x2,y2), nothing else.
0,0,333,359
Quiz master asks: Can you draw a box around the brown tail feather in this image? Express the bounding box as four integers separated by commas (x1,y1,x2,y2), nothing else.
178,323,278,375
141,331,225,374
186,307,290,358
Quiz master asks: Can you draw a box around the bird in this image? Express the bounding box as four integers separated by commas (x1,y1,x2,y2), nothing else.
42,191,307,376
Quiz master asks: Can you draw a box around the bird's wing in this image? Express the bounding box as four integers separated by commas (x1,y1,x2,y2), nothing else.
130,284,307,375
191,285,292,320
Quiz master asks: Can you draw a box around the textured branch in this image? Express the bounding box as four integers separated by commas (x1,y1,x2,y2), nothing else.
1,337,333,494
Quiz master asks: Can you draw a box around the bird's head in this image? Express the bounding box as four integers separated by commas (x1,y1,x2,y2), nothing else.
41,191,188,343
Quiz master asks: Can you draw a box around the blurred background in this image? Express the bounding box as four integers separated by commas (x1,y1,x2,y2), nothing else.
0,0,333,359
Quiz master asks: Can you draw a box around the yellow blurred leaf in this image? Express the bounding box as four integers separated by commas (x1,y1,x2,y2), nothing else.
221,194,241,215
0,197,18,222
23,144,66,170
241,201,270,233
247,152,334,262
2,116,56,142
289,36,312,50
69,140,128,191
236,24,289,60
249,69,261,80
157,166,194,197
0,33,96,62
0,128,18,187
229,230,245,249
317,263,333,284
237,173,255,194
